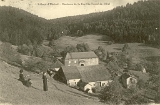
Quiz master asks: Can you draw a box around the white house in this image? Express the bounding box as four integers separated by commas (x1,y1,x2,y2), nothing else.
84,84,93,93
126,76,137,89
67,79,81,87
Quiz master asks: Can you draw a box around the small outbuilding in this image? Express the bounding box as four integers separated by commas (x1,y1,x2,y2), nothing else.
120,70,141,89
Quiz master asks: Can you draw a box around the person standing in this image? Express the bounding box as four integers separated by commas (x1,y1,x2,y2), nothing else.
42,72,48,91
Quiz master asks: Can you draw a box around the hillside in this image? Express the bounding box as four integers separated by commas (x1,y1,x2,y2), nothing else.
0,6,65,45
0,60,106,105
50,0,160,44
0,0,159,46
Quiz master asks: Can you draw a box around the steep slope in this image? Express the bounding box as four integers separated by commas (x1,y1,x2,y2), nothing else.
0,6,64,45
1,0,159,45
0,60,105,105
50,0,160,44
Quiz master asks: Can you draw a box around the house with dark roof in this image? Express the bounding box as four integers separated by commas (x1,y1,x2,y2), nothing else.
54,66,81,87
54,65,112,92
77,65,112,93
64,51,99,66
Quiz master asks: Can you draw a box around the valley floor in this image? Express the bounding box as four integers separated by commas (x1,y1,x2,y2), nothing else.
55,34,160,63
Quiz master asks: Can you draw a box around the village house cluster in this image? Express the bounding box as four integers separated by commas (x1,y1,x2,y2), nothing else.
54,51,112,93
51,50,150,94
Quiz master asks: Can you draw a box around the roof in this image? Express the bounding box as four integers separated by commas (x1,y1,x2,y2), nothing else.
129,70,149,82
50,60,63,68
77,65,111,83
65,51,98,60
61,66,81,80
121,73,130,80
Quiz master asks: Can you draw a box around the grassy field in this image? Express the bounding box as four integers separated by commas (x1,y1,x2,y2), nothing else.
54,34,160,63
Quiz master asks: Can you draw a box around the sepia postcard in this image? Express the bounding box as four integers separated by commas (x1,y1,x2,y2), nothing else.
0,0,160,105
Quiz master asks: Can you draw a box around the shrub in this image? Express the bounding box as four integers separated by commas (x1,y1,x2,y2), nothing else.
0,42,21,66
18,44,34,56
155,94,160,103
99,77,150,104
21,56,42,70
99,77,124,104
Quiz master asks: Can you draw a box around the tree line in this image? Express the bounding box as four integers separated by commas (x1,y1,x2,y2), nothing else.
0,6,67,45
51,0,160,44
0,0,159,46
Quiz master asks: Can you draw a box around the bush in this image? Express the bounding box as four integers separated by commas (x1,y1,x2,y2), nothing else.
76,43,90,52
99,77,151,104
22,56,52,73
0,42,21,66
155,94,160,103
18,44,33,56
99,77,124,104
21,56,42,70
94,46,106,61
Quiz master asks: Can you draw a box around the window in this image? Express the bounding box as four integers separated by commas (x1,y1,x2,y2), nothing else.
81,64,84,66
69,61,71,64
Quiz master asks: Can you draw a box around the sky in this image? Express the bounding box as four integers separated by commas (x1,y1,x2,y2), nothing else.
0,0,140,19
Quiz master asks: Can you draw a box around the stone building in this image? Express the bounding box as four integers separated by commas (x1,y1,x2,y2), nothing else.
64,52,99,66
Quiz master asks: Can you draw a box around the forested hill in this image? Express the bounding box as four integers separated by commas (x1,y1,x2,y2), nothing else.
0,6,66,45
0,0,160,46
50,0,160,44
